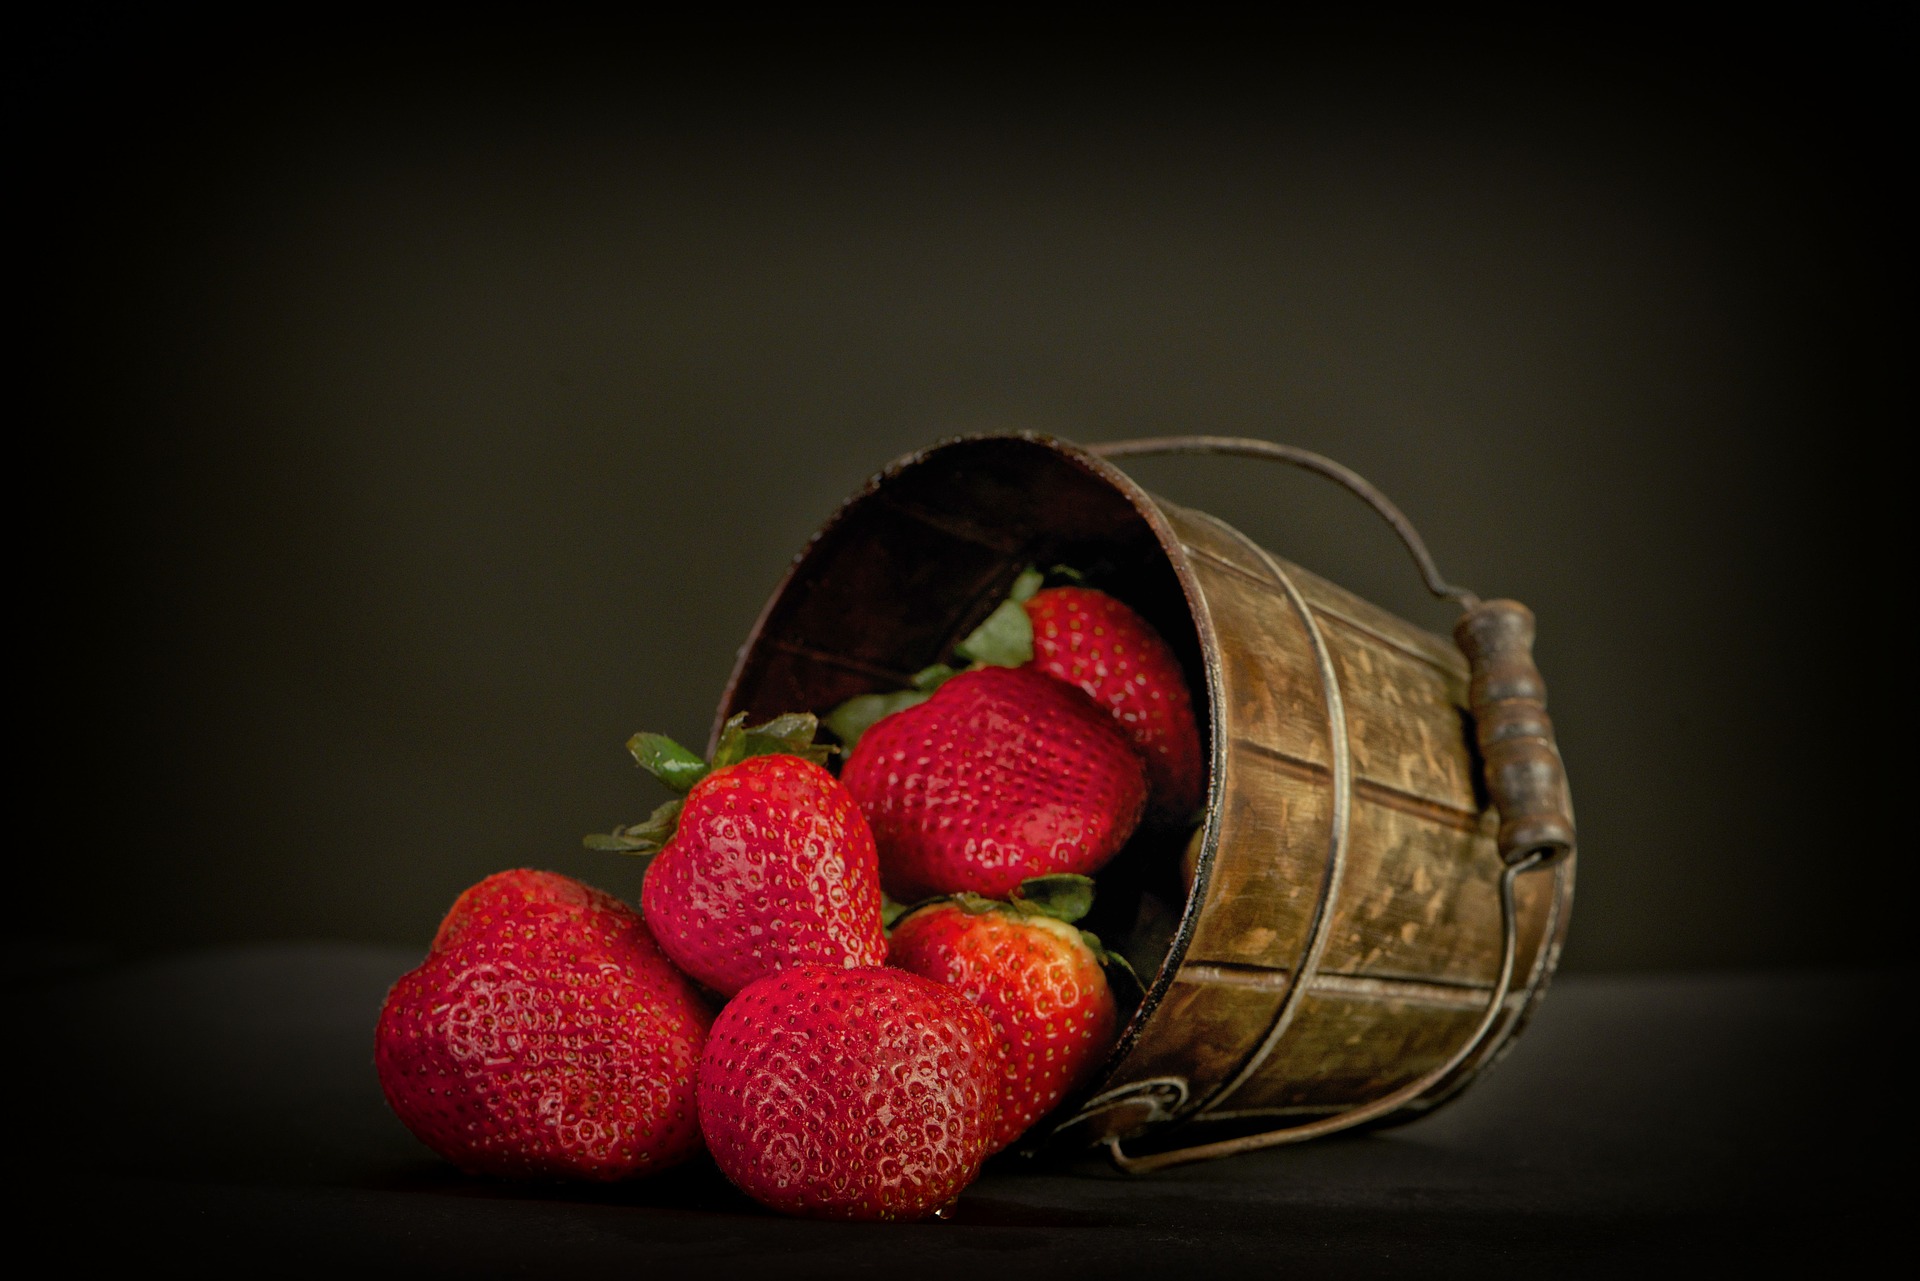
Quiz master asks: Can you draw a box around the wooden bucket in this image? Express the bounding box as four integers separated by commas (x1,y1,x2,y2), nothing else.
716,433,1575,1171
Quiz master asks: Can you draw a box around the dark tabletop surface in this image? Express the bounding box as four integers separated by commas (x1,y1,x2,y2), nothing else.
11,945,1900,1277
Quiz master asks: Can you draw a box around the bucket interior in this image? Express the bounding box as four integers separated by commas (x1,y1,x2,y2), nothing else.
718,434,1212,1005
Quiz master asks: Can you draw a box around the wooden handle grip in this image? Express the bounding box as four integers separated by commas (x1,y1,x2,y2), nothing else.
1453,600,1576,867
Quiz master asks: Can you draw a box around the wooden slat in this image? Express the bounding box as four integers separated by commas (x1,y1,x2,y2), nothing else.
1181,746,1331,971
1211,989,1486,1113
1235,739,1484,832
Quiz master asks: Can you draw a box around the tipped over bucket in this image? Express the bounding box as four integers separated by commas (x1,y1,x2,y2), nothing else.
717,432,1575,1171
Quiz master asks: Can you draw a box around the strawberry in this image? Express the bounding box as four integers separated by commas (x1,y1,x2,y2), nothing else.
697,963,1000,1220
587,712,887,998
838,664,1148,902
374,869,711,1181
887,874,1122,1153
1023,584,1205,827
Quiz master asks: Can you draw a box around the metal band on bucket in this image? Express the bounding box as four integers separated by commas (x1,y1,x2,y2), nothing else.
1178,510,1353,1119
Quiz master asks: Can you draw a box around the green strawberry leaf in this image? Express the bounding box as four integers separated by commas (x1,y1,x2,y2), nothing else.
712,711,835,770
594,710,830,870
823,689,932,751
626,733,711,793
738,714,835,766
880,893,915,930
952,565,1047,667
1042,563,1089,587
583,796,684,858
909,663,959,692
952,598,1034,668
818,565,1070,751
1085,929,1144,998
581,833,649,852
708,712,754,768
818,568,1053,751
1010,873,1097,924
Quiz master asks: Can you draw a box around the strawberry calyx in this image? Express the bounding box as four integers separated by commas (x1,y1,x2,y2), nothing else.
825,565,1099,749
879,892,917,930
1004,870,1096,923
949,565,1045,668
585,711,834,857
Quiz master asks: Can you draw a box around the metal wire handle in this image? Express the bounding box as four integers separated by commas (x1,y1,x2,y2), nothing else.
1091,436,1481,609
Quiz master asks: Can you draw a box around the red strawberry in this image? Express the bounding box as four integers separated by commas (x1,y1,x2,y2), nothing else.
375,869,711,1181
1024,585,1205,826
838,664,1148,902
644,753,887,995
429,863,593,953
589,713,888,998
697,963,1000,1221
887,876,1121,1153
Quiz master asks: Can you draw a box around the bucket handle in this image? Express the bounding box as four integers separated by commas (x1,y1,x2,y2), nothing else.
1092,436,1574,870
1087,436,1573,1174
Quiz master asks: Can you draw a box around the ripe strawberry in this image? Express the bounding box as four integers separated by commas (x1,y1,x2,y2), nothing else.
697,964,1000,1221
838,664,1148,902
645,754,888,995
375,869,711,1181
887,875,1121,1153
588,713,887,998
1023,585,1205,826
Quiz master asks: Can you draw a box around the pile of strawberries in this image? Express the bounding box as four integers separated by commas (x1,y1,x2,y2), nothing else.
375,569,1202,1220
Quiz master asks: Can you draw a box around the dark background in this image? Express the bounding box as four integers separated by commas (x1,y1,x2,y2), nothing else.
22,13,1904,976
